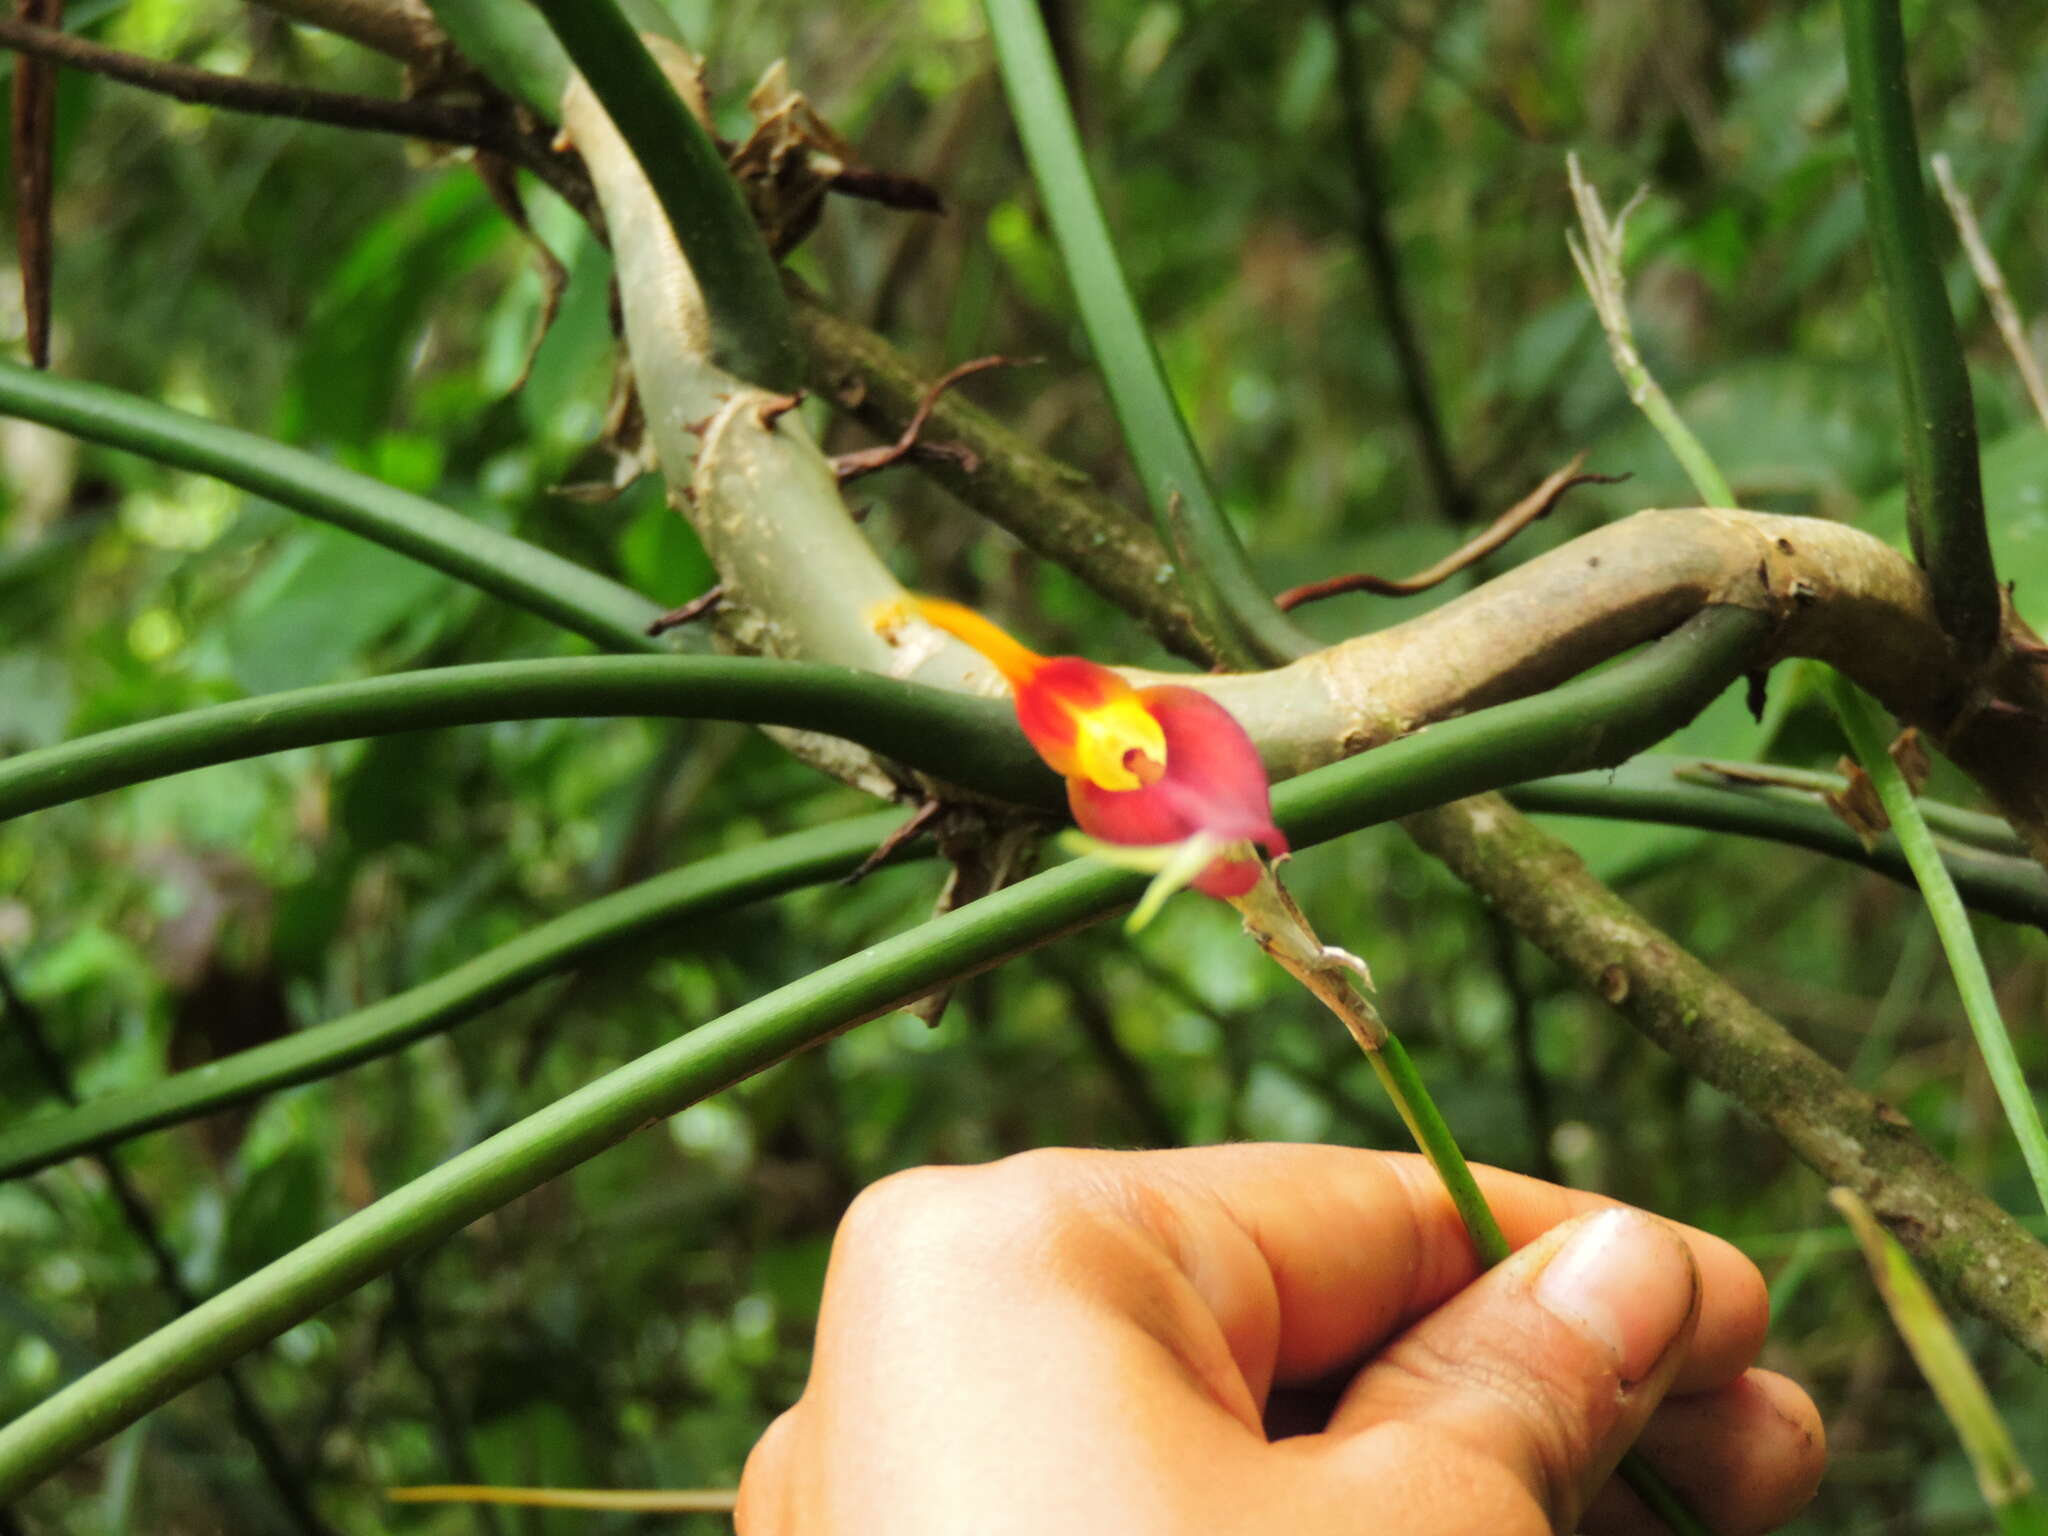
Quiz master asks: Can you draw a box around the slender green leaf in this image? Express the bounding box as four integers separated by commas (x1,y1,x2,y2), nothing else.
980,0,1315,666
1833,1188,2048,1535
1842,0,1998,655
1820,668,2048,1210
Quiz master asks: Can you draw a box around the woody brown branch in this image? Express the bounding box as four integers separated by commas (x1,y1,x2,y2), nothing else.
1405,793,2048,1364
798,293,2048,863
0,17,590,215
1273,456,1624,607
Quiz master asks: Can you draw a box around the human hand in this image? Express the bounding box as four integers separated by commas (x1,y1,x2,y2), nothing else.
737,1145,1823,1535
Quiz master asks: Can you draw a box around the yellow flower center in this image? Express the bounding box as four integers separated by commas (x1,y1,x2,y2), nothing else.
1071,693,1168,791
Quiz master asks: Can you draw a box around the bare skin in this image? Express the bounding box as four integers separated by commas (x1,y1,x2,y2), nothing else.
737,1145,1824,1535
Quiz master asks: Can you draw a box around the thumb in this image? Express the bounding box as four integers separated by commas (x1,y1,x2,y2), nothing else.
1327,1206,1700,1533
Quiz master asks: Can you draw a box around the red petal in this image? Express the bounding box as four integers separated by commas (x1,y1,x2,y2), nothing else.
1133,685,1283,846
1067,684,1286,896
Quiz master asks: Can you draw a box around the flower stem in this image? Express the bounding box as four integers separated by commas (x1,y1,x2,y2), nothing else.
1362,1025,1510,1264
1239,881,1708,1535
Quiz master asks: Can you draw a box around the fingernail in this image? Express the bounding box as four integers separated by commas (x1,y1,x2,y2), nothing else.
1533,1208,1695,1383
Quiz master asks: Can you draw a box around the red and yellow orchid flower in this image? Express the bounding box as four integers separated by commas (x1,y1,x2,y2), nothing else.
876,596,1287,921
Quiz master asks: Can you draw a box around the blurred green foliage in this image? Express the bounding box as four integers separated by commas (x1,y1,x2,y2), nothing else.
2,0,2047,1530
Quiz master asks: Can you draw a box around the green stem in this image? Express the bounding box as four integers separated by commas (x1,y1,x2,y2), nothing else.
1510,759,2048,932
1820,669,2048,1210
0,656,1055,826
0,611,1763,1496
529,0,804,392
1366,1030,1509,1262
0,360,666,654
1355,989,1705,1532
0,814,913,1180
979,0,1315,666
1669,760,2023,855
1841,0,1998,656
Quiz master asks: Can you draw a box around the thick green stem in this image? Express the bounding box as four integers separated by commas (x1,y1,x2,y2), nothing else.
1841,0,1998,656
979,0,1315,666
0,360,665,654
0,814,914,1180
0,611,1765,1495
0,656,1055,825
1820,670,2048,1210
1510,759,2048,932
530,0,803,391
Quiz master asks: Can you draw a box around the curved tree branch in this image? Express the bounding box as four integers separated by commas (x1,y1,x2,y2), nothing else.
800,298,2048,860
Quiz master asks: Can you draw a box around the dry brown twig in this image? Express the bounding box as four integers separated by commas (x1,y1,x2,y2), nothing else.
9,0,58,369
1932,152,2048,431
828,354,1033,483
1274,454,1627,609
0,16,592,215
